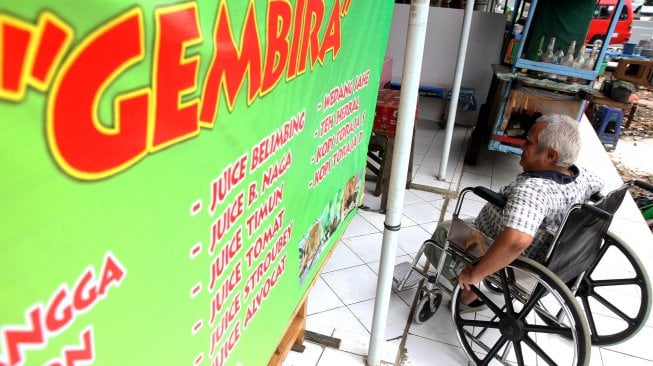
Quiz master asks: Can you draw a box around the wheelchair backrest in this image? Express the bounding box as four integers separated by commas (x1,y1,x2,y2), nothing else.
545,184,628,283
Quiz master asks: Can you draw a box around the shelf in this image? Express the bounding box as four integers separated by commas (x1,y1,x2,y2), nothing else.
510,0,628,81
514,59,598,81
495,71,595,96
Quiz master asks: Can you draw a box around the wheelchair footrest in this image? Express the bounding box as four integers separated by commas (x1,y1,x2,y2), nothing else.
392,261,423,291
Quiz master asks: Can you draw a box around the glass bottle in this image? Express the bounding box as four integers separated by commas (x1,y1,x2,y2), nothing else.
557,41,576,82
562,41,576,67
573,44,586,68
553,48,565,65
583,45,598,70
534,36,545,62
542,37,556,63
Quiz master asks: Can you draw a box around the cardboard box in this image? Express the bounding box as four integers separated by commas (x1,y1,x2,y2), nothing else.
372,89,416,138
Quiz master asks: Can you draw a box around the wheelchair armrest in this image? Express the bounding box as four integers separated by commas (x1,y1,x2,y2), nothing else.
472,186,507,208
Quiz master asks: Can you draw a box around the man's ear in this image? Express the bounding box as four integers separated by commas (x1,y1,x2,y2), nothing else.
545,148,559,164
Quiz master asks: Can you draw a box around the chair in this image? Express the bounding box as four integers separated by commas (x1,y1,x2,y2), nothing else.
591,105,623,150
392,183,651,365
366,133,388,197
365,132,415,212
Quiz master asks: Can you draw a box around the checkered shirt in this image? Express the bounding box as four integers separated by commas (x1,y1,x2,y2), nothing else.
473,166,604,263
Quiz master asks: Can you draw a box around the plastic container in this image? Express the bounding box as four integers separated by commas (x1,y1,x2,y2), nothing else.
623,42,637,55
599,59,608,76
642,49,653,58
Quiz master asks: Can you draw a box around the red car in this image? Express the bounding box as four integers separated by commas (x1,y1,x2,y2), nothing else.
585,0,633,45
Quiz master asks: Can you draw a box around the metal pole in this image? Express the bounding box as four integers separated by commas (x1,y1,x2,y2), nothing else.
367,0,429,365
438,0,475,179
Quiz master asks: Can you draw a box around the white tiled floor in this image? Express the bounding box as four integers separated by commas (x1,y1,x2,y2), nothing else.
283,118,653,366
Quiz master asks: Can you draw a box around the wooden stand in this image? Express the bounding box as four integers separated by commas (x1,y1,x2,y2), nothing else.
469,65,590,158
268,299,307,366
266,224,350,364
489,81,586,153
614,58,653,87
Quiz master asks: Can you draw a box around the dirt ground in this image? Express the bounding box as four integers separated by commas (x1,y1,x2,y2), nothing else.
601,74,653,200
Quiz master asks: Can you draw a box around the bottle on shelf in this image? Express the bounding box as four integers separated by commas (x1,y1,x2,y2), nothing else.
542,37,556,63
559,41,576,82
534,36,545,62
562,41,576,67
583,44,598,70
553,48,565,65
573,44,586,68
546,48,564,80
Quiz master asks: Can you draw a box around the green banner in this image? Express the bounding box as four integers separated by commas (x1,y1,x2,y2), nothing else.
0,1,393,365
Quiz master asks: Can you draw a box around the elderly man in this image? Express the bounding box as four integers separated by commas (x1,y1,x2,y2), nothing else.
426,113,604,310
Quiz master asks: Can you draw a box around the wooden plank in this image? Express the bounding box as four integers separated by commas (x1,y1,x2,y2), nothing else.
304,330,341,349
268,300,307,366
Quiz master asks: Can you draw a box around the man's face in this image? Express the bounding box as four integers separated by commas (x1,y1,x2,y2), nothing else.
519,122,547,172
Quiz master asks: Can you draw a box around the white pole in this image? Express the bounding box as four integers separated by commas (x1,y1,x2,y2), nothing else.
438,0,475,179
367,0,429,365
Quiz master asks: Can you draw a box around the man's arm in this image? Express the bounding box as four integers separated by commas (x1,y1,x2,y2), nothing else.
458,227,533,291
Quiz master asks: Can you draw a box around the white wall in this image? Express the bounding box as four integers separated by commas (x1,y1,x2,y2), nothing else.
386,5,505,126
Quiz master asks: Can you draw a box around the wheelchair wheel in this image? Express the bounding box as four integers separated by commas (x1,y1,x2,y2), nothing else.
452,257,591,366
483,278,503,294
414,289,443,324
573,232,651,345
483,268,515,294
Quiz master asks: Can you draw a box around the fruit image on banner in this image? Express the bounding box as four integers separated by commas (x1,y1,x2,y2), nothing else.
0,1,394,365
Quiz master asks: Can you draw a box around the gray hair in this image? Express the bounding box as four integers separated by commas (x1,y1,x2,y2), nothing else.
534,114,581,168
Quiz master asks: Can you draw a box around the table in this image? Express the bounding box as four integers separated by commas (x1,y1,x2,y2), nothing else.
368,89,417,212
388,81,477,112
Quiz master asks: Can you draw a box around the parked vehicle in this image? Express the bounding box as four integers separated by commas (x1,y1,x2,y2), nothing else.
640,0,653,14
585,0,633,45
633,0,644,13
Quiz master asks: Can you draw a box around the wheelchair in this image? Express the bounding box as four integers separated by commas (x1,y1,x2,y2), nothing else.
392,182,652,365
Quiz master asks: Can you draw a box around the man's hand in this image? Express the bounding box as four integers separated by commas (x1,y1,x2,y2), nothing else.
457,227,533,291
458,264,481,291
